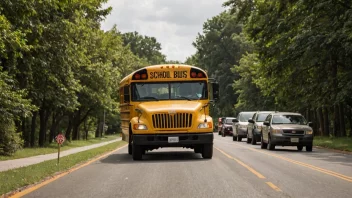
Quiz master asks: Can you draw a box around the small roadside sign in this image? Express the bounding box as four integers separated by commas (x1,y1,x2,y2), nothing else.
55,133,66,169
55,134,66,145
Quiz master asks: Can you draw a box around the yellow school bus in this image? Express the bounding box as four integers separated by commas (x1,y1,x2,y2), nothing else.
119,64,219,160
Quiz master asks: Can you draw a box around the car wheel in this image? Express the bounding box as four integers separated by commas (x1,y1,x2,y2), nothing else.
246,133,251,144
251,132,256,145
267,135,275,150
306,145,313,152
233,135,237,141
202,144,213,159
261,137,267,149
237,136,242,142
297,145,303,151
128,143,132,155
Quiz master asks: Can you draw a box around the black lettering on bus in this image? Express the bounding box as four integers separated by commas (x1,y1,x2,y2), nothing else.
173,71,188,78
150,72,154,79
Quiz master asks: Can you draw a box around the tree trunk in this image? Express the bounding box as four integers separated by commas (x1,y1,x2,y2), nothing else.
72,110,81,140
339,103,346,137
318,107,324,136
30,112,38,147
348,107,352,137
333,105,339,137
65,115,73,141
49,113,65,143
84,119,88,140
95,118,101,138
39,109,46,147
22,117,30,147
323,107,330,136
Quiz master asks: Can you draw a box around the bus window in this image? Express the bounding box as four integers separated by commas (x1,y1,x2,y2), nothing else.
131,81,207,101
123,86,130,103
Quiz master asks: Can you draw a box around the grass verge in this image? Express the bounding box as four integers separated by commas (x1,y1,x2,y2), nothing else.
0,141,127,196
314,136,352,152
0,134,121,161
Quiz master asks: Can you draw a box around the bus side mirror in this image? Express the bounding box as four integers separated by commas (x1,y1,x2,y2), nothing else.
211,82,219,101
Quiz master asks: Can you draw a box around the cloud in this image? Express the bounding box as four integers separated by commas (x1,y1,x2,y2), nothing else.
101,0,225,62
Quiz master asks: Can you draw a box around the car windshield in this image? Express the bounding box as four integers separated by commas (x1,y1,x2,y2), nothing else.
272,115,307,125
256,113,270,122
225,119,233,124
239,112,255,122
131,81,207,101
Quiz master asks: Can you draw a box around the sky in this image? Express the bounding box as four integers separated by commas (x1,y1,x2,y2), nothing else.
100,0,225,62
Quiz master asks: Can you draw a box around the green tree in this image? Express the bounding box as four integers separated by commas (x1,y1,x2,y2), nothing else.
191,11,253,117
121,31,166,65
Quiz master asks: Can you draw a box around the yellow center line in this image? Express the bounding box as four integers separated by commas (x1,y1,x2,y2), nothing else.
9,144,128,198
234,143,352,183
266,182,282,192
214,146,265,179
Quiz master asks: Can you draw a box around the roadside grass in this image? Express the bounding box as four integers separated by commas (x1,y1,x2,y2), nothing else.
0,134,121,161
314,136,352,152
0,141,127,196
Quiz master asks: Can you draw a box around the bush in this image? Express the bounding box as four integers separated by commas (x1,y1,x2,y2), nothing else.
0,118,23,156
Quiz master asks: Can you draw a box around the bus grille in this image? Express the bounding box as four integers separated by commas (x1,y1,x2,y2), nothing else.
152,113,193,129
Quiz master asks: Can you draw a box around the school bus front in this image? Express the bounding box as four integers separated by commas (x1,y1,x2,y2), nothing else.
119,64,219,160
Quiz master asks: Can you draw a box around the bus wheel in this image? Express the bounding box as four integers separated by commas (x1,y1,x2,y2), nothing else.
128,143,132,155
132,143,142,160
202,144,213,159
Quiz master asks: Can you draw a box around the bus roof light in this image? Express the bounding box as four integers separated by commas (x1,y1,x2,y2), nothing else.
197,73,203,78
135,73,140,80
141,73,147,79
191,72,197,78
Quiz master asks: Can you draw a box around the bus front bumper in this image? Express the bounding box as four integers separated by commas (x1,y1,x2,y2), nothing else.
133,133,214,147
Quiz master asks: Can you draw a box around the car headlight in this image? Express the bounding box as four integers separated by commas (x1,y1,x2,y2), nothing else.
198,122,213,129
272,129,281,133
133,124,148,130
306,130,313,135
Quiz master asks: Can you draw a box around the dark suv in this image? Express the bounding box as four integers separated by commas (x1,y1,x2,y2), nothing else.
247,111,275,145
220,117,235,137
261,112,314,151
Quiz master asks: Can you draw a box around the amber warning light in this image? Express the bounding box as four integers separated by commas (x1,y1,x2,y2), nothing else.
190,68,206,78
132,69,148,80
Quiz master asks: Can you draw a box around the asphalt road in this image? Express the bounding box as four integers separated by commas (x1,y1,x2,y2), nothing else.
23,135,352,198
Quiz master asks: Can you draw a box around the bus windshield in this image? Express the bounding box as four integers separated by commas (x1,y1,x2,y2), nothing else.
131,81,208,101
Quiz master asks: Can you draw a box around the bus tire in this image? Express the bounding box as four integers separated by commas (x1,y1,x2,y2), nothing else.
128,143,132,155
202,144,213,159
132,143,142,160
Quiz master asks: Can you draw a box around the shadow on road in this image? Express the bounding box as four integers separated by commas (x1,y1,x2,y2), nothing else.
249,143,352,166
219,135,352,167
99,150,209,164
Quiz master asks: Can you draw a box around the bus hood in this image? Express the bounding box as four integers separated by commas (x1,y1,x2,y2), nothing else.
136,101,203,113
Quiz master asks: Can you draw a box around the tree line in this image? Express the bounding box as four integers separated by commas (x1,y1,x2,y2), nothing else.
187,0,352,137
0,0,167,155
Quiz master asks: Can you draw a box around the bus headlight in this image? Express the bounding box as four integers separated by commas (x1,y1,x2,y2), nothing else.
133,124,148,130
198,122,213,129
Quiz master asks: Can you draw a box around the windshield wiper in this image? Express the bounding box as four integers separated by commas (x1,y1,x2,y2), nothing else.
139,96,159,101
176,96,191,101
